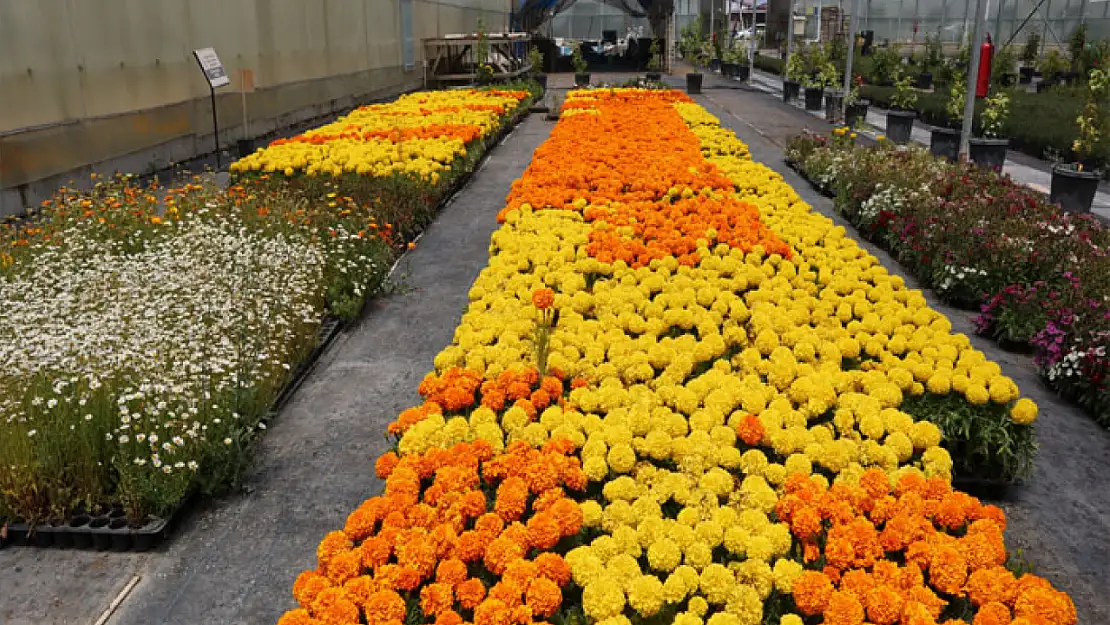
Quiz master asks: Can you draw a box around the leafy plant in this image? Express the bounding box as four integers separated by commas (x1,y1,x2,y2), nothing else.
992,44,1018,82
924,31,944,72
647,38,662,72
1039,49,1070,80
529,46,545,74
945,70,967,125
981,90,1010,138
869,44,903,84
1069,22,1088,73
1073,67,1109,169
570,42,588,74
1022,32,1041,65
891,70,918,110
816,61,841,90
785,46,807,80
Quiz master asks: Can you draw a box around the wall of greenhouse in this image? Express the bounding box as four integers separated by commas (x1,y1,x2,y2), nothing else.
0,0,513,216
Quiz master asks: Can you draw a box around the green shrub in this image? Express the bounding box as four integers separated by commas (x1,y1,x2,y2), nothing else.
754,53,785,75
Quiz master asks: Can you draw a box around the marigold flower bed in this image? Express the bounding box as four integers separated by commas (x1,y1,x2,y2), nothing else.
278,90,1073,625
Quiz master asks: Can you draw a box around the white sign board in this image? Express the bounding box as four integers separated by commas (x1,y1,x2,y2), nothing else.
193,47,230,88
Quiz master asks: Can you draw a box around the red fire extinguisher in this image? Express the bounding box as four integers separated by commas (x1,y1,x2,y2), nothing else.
976,33,994,98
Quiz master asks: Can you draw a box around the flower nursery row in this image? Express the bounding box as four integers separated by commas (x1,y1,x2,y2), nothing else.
276,89,1074,625
785,131,1110,428
0,87,534,529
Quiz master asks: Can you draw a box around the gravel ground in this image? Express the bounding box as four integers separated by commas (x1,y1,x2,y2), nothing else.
692,76,1110,624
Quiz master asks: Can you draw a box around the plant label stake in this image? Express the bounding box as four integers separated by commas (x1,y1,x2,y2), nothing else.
193,48,231,170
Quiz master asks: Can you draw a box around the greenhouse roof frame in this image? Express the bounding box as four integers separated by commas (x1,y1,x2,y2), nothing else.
519,0,674,32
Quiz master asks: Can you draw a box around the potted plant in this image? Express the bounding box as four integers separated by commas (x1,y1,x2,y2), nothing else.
968,91,1010,170
929,71,964,161
735,49,751,82
992,44,1018,87
529,46,547,90
571,42,590,87
783,49,805,102
917,33,940,89
646,38,663,82
819,62,844,123
886,71,918,144
844,74,870,127
687,42,709,93
710,32,724,72
1050,67,1107,212
1020,32,1040,84
474,19,494,85
1037,50,1069,92
545,93,562,122
802,46,828,111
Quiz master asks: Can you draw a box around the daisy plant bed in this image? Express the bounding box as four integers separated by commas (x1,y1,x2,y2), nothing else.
277,90,1074,625
0,86,534,550
786,129,1110,430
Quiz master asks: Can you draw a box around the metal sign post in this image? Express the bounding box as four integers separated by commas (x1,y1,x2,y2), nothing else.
842,0,858,119
960,0,989,160
192,48,231,170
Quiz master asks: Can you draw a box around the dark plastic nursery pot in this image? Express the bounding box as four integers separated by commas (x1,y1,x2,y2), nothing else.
968,137,1009,170
1019,66,1034,84
915,72,933,90
783,79,800,102
1050,165,1100,213
803,87,824,111
736,64,750,81
885,109,917,145
645,71,662,82
845,101,870,127
686,72,703,94
574,72,590,87
534,74,548,89
824,91,845,124
69,515,93,549
929,126,961,161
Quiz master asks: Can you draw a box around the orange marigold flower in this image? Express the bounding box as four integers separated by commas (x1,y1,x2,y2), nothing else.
489,580,525,609
436,611,464,625
790,505,823,541
824,589,866,625
437,558,469,588
859,469,892,499
495,478,529,522
342,576,377,609
484,536,526,575
457,578,488,610
540,376,563,396
929,545,969,596
454,530,490,562
420,582,455,616
534,552,572,586
532,288,555,310
474,598,512,625
865,585,906,625
966,566,1017,607
530,388,552,410
895,472,928,497
364,590,407,625
395,534,437,578
973,601,1013,625
293,570,334,608
1013,585,1077,625
460,490,488,519
277,609,320,625
326,549,363,585
547,498,583,536
309,587,360,625
317,531,354,571
793,570,835,616
736,414,765,446
962,525,1007,572
503,558,539,588
376,452,400,479
934,492,976,530
570,376,589,389
344,502,380,542
359,535,392,570
971,504,1008,532
525,577,563,617
476,511,507,535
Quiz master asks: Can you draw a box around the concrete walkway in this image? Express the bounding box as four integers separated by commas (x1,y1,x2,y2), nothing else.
692,84,1110,624
0,114,553,625
726,66,1110,219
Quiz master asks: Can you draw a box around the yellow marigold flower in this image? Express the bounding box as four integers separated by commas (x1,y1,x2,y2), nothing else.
582,580,626,620
772,558,804,594
627,575,665,617
647,538,683,572
1011,398,1038,425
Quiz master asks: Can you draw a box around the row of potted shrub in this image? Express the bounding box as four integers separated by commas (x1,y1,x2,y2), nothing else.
786,130,1110,427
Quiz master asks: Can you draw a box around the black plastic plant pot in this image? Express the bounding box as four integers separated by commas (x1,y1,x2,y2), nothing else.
574,72,590,87
825,91,845,124
69,515,93,549
845,102,870,127
968,137,1009,170
736,65,751,82
916,71,933,90
710,58,722,71
32,527,53,548
645,72,662,82
803,87,824,111
1019,67,1034,84
535,73,548,89
236,139,255,159
89,517,111,550
721,62,735,77
51,524,74,548
1050,165,1100,213
686,72,703,94
109,517,130,551
885,110,917,145
929,127,961,161
1000,73,1017,87
783,80,800,102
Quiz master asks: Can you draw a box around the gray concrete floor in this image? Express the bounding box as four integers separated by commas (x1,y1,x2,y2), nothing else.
691,83,1110,624
0,114,553,625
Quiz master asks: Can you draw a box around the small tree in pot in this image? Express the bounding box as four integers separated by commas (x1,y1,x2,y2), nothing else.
571,42,590,87
1051,67,1108,212
969,91,1011,170
819,61,844,122
844,73,870,128
802,46,829,111
886,71,918,144
529,47,547,90
929,70,964,161
783,48,805,102
645,38,663,82
1020,32,1040,83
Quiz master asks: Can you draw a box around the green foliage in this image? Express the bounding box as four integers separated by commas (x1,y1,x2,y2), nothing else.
1038,49,1069,79
945,71,967,124
992,44,1018,82
1022,32,1041,65
1068,22,1088,72
570,42,588,74
869,44,903,84
754,53,785,75
924,31,944,71
1074,67,1110,166
981,91,1010,139
528,46,545,74
891,70,918,111
784,47,807,80
647,38,662,71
